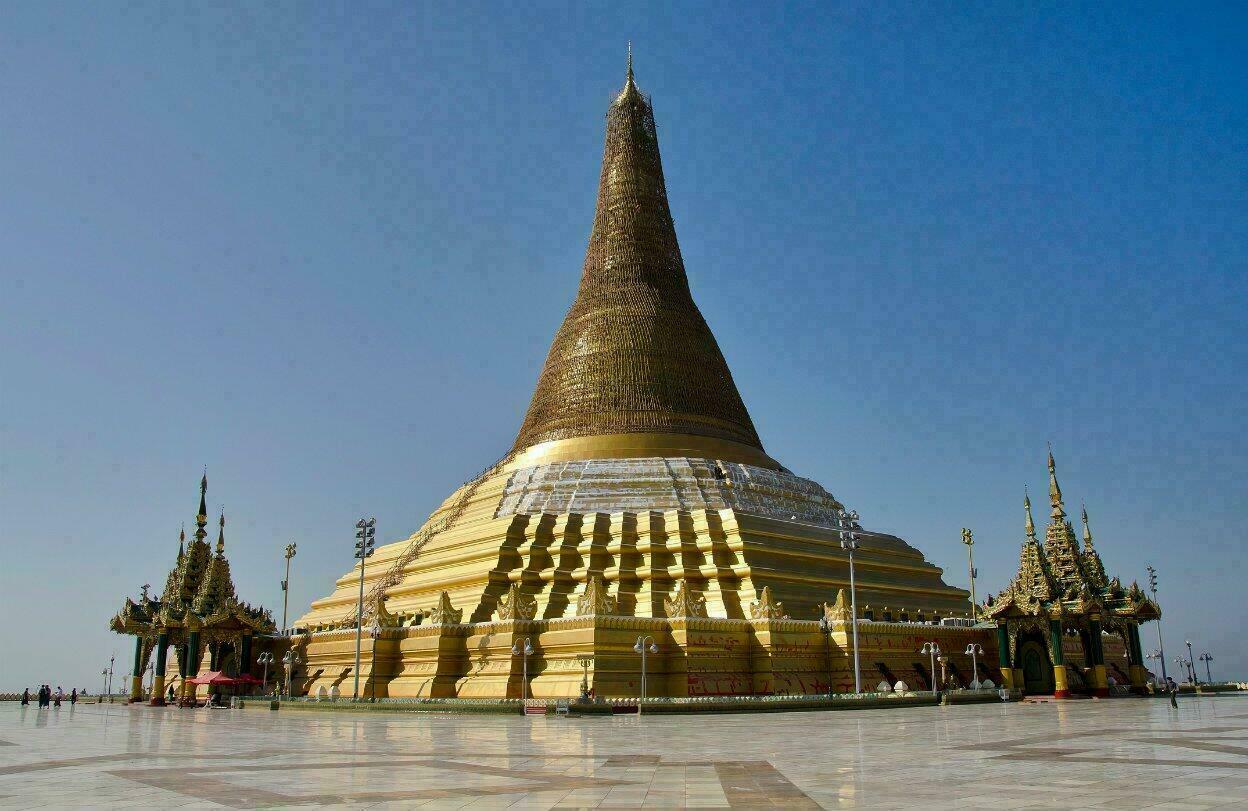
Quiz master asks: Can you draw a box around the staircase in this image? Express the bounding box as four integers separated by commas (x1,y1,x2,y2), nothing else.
339,453,514,626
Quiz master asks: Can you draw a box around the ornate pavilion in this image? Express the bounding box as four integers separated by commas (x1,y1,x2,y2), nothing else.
986,453,1160,697
110,475,277,704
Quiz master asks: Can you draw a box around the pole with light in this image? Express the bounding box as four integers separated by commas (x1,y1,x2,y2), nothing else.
1173,657,1191,683
837,508,863,693
1146,650,1164,685
961,528,978,620
352,517,376,701
920,642,941,694
107,654,115,702
281,543,297,634
1145,566,1167,681
101,667,109,702
511,637,533,703
634,636,658,714
965,643,984,688
1185,640,1198,685
1199,652,1214,684
282,650,300,699
257,652,273,696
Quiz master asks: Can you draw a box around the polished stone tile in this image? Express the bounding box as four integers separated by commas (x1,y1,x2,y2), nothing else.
1,699,1247,808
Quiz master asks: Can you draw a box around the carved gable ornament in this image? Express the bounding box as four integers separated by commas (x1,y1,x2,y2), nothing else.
575,575,618,617
427,591,463,625
495,583,538,622
664,579,707,618
749,586,788,620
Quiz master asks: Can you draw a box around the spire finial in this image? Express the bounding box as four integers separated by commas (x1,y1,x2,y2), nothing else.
1024,491,1036,540
1047,446,1065,519
1081,502,1093,546
195,471,209,542
216,511,226,555
627,41,633,82
178,523,186,558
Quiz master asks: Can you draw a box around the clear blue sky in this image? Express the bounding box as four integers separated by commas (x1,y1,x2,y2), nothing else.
2,2,1245,691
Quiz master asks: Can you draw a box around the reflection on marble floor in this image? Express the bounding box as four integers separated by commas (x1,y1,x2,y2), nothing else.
2,699,1248,809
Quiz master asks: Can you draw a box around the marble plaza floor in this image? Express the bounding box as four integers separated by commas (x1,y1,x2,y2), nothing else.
1,698,1248,810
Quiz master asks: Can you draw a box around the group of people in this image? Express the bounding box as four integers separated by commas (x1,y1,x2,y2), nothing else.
20,685,76,708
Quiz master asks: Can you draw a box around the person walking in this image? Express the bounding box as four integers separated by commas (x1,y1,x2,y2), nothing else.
70,688,77,706
20,688,30,706
38,685,48,708
54,686,63,707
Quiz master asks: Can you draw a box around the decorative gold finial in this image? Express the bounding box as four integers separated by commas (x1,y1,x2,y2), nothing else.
177,524,186,557
216,511,226,555
1024,491,1036,540
627,41,633,83
1047,446,1065,519
195,471,209,542
1081,503,1093,547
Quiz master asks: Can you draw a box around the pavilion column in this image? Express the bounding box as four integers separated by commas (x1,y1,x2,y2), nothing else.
129,636,147,702
1126,623,1148,693
239,632,253,677
183,631,201,704
1049,619,1069,698
995,625,1015,691
1087,616,1109,697
150,630,169,705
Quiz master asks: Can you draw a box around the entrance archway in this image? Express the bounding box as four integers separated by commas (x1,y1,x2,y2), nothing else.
1018,634,1055,695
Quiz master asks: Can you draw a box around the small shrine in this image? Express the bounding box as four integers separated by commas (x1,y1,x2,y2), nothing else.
109,475,277,704
986,453,1160,697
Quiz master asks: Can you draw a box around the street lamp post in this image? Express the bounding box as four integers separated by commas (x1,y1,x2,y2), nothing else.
257,652,273,696
352,518,376,701
1146,566,1167,681
961,528,978,620
281,543,297,634
105,655,115,703
838,508,863,693
1185,640,1198,685
101,668,109,702
282,650,300,699
633,636,658,715
511,637,534,704
1146,650,1164,685
817,614,835,696
920,642,941,695
1199,653,1214,684
1173,657,1191,684
965,643,984,688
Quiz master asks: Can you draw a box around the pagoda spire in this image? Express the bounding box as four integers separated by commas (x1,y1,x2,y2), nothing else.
511,53,764,459
1047,446,1066,520
195,471,209,543
626,41,634,86
177,524,186,559
1024,489,1036,540
1081,503,1093,547
216,512,226,556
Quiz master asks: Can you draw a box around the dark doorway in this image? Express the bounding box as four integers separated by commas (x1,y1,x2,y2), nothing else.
1018,632,1055,695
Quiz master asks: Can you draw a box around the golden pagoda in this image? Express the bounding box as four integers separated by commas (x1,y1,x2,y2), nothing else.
293,55,980,700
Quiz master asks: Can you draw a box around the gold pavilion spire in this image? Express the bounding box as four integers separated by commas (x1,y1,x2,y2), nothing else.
511,52,764,459
1081,503,1092,546
195,471,209,543
177,524,186,559
1047,446,1066,520
216,512,226,556
1024,489,1036,540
